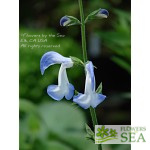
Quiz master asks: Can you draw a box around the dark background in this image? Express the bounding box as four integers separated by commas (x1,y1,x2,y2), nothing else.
19,0,131,149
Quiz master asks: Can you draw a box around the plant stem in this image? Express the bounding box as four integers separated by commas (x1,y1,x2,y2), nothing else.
90,107,98,126
90,107,102,150
78,0,87,63
78,0,102,150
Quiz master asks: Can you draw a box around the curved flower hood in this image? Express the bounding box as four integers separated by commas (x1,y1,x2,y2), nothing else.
73,61,106,109
60,16,71,26
97,9,109,18
40,51,74,101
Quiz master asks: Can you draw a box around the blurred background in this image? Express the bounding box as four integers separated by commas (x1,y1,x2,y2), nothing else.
19,0,131,149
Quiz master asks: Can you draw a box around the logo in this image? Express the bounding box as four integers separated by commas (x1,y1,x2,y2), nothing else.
96,125,118,143
95,125,146,144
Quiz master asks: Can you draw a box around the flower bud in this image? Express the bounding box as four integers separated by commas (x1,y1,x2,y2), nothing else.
60,16,80,27
85,8,109,23
60,16,71,26
96,9,109,18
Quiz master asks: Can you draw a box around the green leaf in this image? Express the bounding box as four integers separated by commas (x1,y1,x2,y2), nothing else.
20,100,98,150
38,102,98,150
85,124,95,142
85,8,108,23
75,90,79,95
85,124,94,137
70,56,84,66
85,9,100,23
96,82,103,93
64,16,81,26
38,102,86,134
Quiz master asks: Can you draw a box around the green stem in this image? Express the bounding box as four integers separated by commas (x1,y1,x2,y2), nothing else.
90,107,98,126
78,0,87,63
78,0,102,150
90,107,102,150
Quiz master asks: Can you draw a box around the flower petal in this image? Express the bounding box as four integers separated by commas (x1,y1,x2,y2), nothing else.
84,61,95,94
65,83,75,100
73,93,91,109
90,93,106,108
47,85,65,101
47,63,74,101
58,63,73,87
40,51,72,75
58,64,69,86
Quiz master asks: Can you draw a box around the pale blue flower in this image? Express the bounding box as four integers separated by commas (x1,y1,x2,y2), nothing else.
73,61,106,109
40,51,74,101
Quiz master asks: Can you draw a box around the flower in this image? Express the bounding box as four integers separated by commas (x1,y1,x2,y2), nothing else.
109,129,117,137
40,51,74,101
73,61,106,109
96,9,109,18
60,16,71,26
96,126,109,138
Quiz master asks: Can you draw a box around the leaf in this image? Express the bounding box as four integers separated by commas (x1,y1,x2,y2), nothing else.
75,90,79,95
38,102,86,134
85,9,100,23
96,82,103,93
67,16,81,26
85,8,108,23
20,100,98,150
85,124,94,137
61,15,81,27
85,124,95,142
70,56,84,66
38,102,97,150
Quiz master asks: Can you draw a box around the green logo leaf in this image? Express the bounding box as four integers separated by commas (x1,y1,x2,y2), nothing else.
96,125,109,138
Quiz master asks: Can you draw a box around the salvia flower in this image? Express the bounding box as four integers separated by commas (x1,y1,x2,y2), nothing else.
60,16,81,26
73,61,106,109
40,51,74,101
